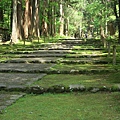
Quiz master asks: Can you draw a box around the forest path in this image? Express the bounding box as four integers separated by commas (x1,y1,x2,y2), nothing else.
0,39,120,113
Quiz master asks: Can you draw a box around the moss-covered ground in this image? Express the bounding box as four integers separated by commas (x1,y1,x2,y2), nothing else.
0,92,120,120
32,72,120,88
0,39,120,120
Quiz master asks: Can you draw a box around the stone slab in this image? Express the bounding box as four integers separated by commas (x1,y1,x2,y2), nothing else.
0,92,25,113
4,49,73,54
30,49,72,53
0,73,46,86
0,63,54,72
18,53,107,58
19,53,66,58
5,57,61,63
0,54,66,58
39,43,73,49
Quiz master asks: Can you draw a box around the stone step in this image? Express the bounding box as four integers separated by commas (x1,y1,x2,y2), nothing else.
42,43,101,48
18,53,109,58
61,40,102,45
0,72,46,113
3,50,73,54
64,57,120,63
16,47,104,51
59,38,85,40
0,53,108,59
18,53,108,58
1,57,111,64
2,57,61,63
65,54,108,58
1,84,120,95
0,63,118,74
3,49,105,55
0,53,67,58
0,73,46,89
0,63,54,73
0,92,25,113
59,38,101,42
59,59,110,64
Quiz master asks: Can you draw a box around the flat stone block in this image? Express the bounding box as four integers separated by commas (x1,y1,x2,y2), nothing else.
19,53,66,58
69,84,86,91
0,84,6,90
0,63,54,72
0,73,46,87
0,92,25,112
5,57,61,63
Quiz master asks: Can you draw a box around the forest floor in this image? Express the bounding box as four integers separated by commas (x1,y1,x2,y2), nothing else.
0,38,120,120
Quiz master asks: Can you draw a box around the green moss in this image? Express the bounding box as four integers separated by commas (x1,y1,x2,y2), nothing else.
32,73,120,88
1,93,120,120
50,64,118,72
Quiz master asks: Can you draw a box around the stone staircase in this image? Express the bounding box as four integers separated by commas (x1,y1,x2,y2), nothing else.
0,39,120,113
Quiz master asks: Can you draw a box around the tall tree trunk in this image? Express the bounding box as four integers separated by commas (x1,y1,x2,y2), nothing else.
27,0,33,37
30,0,35,36
114,0,120,43
59,0,64,36
11,0,18,43
17,0,23,39
49,0,54,36
10,1,13,31
48,0,51,36
32,0,40,37
36,0,40,37
41,0,48,37
23,0,30,39
53,5,56,35
118,0,120,43
64,1,69,36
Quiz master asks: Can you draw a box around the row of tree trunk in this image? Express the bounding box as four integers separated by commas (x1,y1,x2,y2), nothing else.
10,0,66,43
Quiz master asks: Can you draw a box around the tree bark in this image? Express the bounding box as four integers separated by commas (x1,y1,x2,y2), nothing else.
41,0,48,37
114,0,120,43
11,0,18,43
34,0,40,37
17,0,23,39
23,0,30,39
118,0,120,43
59,0,64,36
100,26,106,48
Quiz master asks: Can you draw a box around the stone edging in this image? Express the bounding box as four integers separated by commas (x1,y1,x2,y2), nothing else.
1,84,120,94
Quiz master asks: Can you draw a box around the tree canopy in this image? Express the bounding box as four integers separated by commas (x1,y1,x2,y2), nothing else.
0,0,120,43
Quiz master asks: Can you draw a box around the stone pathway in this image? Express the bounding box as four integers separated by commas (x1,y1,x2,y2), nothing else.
0,63,54,72
0,73,46,88
0,39,120,113
0,43,70,112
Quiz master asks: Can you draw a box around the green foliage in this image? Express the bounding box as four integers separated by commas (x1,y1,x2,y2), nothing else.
0,0,11,28
85,0,113,27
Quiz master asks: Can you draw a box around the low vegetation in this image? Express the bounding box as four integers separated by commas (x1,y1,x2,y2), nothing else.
0,92,120,120
32,73,120,88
